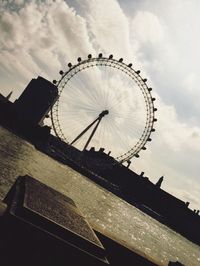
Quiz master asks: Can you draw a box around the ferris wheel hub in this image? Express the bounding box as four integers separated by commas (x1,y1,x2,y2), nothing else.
99,110,109,118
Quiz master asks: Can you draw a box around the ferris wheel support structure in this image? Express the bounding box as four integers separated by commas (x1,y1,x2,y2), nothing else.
70,110,109,150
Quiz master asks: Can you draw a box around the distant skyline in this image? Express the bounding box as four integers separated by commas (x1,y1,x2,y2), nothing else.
0,0,200,210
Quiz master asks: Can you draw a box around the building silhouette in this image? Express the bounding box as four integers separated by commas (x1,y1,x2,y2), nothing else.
14,76,58,126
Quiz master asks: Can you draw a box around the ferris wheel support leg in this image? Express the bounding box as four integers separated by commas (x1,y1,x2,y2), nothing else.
83,118,102,151
70,117,99,146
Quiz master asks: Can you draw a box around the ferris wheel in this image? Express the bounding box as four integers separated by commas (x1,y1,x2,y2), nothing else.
51,54,157,164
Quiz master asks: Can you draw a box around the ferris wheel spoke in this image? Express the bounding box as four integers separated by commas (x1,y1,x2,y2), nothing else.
101,66,110,108
102,65,109,108
61,90,102,112
99,65,116,108
91,67,110,108
103,65,114,108
106,89,131,111
69,72,102,108
67,78,100,109
109,111,146,130
107,118,130,152
99,119,109,149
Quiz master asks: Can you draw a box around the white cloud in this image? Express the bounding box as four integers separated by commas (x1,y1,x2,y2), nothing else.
15,0,24,5
77,0,137,61
0,0,95,98
131,11,164,44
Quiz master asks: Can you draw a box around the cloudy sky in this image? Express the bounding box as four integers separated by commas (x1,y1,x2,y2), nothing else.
0,0,200,210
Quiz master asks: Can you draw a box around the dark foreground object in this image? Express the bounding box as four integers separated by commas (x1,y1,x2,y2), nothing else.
0,175,160,265
0,175,108,266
